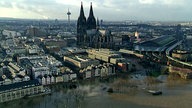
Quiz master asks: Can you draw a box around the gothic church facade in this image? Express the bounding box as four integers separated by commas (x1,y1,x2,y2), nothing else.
77,2,114,49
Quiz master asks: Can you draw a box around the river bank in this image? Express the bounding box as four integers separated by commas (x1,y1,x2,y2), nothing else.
0,73,192,108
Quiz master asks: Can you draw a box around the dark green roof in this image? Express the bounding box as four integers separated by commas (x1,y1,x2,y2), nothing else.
141,36,175,47
154,36,175,46
0,80,40,93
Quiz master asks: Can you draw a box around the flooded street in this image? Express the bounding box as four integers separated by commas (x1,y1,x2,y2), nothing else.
1,74,192,108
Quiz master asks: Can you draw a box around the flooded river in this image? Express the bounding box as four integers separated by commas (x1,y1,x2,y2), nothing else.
1,74,192,108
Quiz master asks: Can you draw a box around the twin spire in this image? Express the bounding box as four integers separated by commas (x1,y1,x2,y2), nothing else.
78,2,97,30
79,2,94,18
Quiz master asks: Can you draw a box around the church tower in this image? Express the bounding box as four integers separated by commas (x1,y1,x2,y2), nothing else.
96,17,100,29
87,2,96,30
77,2,87,46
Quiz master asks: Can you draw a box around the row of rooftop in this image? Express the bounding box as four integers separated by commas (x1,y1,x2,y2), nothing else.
1,18,192,103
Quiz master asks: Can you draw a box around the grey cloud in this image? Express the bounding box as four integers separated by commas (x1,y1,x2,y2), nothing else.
0,0,71,19
0,0,192,21
0,0,13,8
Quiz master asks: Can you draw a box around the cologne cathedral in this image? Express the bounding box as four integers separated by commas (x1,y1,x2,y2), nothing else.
77,2,114,48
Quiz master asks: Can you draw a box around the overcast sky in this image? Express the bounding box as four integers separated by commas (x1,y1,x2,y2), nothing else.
0,0,191,21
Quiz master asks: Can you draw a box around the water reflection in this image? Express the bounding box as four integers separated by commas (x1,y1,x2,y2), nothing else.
1,74,192,108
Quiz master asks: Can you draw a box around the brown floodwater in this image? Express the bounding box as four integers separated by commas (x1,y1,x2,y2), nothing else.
1,75,192,108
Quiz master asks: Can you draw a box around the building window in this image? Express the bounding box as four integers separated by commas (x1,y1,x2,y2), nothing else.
12,93,16,99
34,88,37,94
30,88,33,94
2,94,5,98
7,93,11,100
16,91,20,98
21,91,25,96
38,87,42,92
2,94,6,101
26,89,29,95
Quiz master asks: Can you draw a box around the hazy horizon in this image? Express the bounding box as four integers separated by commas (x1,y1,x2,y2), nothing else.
0,0,192,22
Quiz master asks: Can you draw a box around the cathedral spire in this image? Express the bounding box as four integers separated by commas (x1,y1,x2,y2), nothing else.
89,2,94,17
77,2,87,46
87,2,96,30
79,2,85,18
